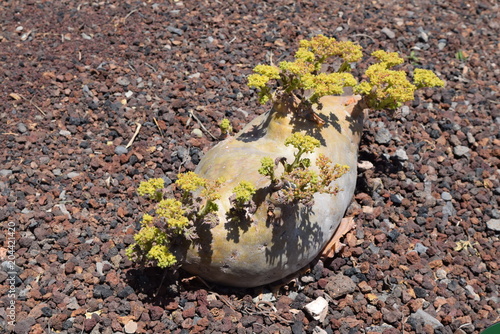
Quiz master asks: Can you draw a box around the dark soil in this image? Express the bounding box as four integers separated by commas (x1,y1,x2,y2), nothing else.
0,1,499,333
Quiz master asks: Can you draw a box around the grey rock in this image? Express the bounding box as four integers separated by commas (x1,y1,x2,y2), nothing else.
253,291,276,303
301,275,315,283
115,145,128,155
1,260,23,274
412,309,443,329
418,27,429,42
325,274,356,299
59,130,71,136
453,145,470,157
375,127,392,144
442,201,456,217
0,169,12,177
486,218,500,231
167,26,184,36
390,193,404,205
67,172,80,179
67,297,79,310
394,148,409,161
17,123,28,133
381,27,396,39
116,77,130,86
414,243,428,254
365,324,396,333
96,261,111,276
441,192,452,201
312,326,328,334
437,39,447,50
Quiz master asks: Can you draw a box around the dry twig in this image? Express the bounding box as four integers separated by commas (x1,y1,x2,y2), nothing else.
126,122,142,148
188,109,217,140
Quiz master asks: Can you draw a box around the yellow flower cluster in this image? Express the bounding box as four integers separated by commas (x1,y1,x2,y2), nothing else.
284,132,320,154
156,198,189,232
371,50,404,67
232,181,256,204
247,73,270,89
146,245,177,268
298,35,362,63
413,68,445,88
247,64,280,91
219,118,232,134
367,65,416,103
253,64,281,79
279,59,315,77
175,171,206,192
258,157,275,181
303,72,357,97
137,178,164,200
354,51,418,109
126,210,175,268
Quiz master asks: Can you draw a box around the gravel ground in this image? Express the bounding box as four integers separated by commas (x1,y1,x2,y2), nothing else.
0,1,499,333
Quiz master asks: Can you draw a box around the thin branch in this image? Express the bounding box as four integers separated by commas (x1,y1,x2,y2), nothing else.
126,122,142,148
188,109,217,140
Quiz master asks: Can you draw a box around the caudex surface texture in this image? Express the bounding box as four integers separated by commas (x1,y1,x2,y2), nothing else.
184,95,364,287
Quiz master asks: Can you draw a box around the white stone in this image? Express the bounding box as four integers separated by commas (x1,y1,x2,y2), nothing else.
124,320,138,334
191,128,203,138
304,296,328,322
358,160,374,171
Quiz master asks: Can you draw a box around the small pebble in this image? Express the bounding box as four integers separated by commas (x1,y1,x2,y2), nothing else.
116,77,130,86
437,39,447,50
167,26,184,36
412,309,443,329
381,27,396,39
17,123,28,133
304,296,328,322
67,172,80,179
0,169,13,177
124,320,138,334
375,127,392,144
191,128,203,138
441,192,452,201
453,145,470,157
59,130,71,136
115,146,128,155
435,268,447,279
486,218,500,231
394,148,409,161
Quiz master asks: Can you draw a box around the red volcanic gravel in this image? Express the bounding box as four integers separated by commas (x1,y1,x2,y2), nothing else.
0,1,498,333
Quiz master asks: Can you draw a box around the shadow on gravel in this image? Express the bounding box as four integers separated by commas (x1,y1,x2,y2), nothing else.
124,267,258,306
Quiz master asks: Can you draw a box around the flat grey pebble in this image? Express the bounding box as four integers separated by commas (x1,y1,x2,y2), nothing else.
375,128,392,144
115,145,128,155
381,27,396,39
67,172,80,179
0,169,13,177
453,145,470,157
486,219,500,231
167,26,183,36
116,77,130,86
17,123,27,133
441,192,452,201
394,148,409,161
412,309,443,329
